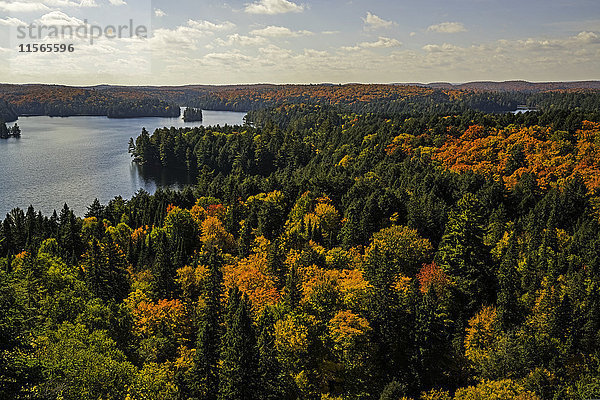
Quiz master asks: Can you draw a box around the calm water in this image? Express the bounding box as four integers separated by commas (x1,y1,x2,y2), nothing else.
0,110,246,217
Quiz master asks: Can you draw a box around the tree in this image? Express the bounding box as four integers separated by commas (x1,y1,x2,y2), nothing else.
257,306,291,400
184,249,223,400
152,230,176,299
85,199,104,219
436,194,494,320
34,322,135,400
496,233,523,330
218,287,259,400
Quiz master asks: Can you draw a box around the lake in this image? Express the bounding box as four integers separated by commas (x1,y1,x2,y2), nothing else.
0,110,247,217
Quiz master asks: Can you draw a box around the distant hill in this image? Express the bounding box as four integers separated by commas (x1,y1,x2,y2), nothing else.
1,81,599,117
422,80,600,92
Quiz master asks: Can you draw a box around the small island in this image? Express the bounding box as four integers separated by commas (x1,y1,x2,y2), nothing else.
183,107,203,122
0,121,20,139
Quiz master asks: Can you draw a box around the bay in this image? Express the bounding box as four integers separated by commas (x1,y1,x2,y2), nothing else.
0,110,246,217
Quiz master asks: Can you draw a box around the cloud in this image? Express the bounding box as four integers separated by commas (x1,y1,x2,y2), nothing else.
342,36,402,51
422,43,461,53
43,0,98,7
150,20,235,53
215,33,267,47
363,12,396,30
427,22,467,34
187,19,236,32
154,8,165,17
0,16,27,26
250,25,312,37
574,31,600,44
0,1,50,12
35,11,84,26
245,0,303,15
108,0,126,5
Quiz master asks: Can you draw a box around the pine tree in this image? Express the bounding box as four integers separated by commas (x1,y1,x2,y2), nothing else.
85,199,104,219
497,232,522,330
282,264,301,311
10,124,20,138
186,249,223,400
152,230,175,298
100,235,130,302
257,307,289,400
0,121,9,139
436,194,494,317
218,287,259,400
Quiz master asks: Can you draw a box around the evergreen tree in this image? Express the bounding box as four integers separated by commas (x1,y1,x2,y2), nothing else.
436,194,494,320
151,230,175,298
185,249,223,400
497,232,523,330
218,287,259,400
282,264,301,311
85,199,105,219
0,121,9,139
256,307,290,400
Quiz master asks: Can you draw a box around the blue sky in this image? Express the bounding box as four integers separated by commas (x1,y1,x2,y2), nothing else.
0,0,599,84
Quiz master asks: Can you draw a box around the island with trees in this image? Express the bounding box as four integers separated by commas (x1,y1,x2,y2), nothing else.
0,121,21,139
183,107,203,122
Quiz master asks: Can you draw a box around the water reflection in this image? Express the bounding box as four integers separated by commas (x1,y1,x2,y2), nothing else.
0,110,246,216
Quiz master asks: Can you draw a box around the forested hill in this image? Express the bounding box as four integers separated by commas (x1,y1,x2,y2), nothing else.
4,100,600,399
0,99,18,122
1,82,600,118
0,85,180,118
423,80,600,91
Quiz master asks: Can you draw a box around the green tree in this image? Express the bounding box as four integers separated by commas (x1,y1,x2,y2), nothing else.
436,194,494,320
218,287,259,400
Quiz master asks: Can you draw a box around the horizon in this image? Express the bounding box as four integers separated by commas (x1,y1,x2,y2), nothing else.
2,79,600,88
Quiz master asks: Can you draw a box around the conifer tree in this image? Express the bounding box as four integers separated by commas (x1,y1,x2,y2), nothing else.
218,287,259,400
186,249,223,400
437,194,494,320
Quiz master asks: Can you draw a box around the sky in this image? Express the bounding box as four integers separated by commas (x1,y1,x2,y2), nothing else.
0,0,599,85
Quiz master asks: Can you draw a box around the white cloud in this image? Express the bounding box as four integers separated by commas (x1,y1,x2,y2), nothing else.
108,0,126,5
42,0,97,7
245,0,303,15
149,20,234,54
427,22,467,34
215,33,267,47
187,19,235,32
343,36,402,51
0,1,50,12
0,16,27,26
363,12,396,30
574,31,600,44
250,25,312,37
35,11,84,26
422,43,461,52
154,8,165,17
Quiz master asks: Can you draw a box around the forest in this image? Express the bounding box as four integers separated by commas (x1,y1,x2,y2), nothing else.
3,91,600,399
2,83,600,118
0,99,18,123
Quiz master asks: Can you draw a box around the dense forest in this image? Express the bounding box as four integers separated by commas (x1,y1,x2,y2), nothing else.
0,85,180,118
2,83,600,118
3,92,600,399
0,99,18,123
